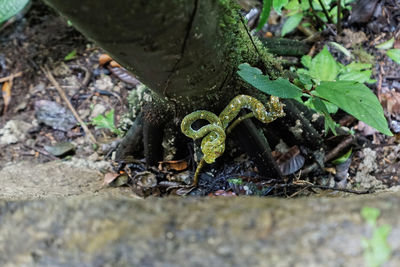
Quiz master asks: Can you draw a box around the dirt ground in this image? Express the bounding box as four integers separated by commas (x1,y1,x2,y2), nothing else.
0,0,399,198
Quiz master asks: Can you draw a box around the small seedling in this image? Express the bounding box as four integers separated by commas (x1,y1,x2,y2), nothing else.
90,109,121,136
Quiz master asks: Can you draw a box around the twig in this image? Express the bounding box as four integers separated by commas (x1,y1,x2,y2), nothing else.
23,144,60,160
337,0,342,34
0,72,22,83
41,65,97,145
301,135,354,176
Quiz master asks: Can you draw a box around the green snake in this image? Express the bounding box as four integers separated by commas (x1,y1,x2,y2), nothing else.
181,94,284,164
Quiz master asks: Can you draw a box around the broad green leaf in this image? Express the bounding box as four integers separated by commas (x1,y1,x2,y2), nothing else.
315,81,393,136
332,148,352,164
254,78,303,98
256,0,273,30
273,0,289,14
387,49,400,65
301,55,312,69
300,0,310,10
0,0,29,24
311,96,337,134
343,62,372,72
309,46,339,82
376,38,394,50
238,64,303,98
64,49,77,61
284,0,300,10
339,70,376,84
281,12,303,36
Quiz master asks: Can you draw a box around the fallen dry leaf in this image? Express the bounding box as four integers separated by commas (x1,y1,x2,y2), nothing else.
379,89,400,119
158,160,188,171
102,172,119,186
2,81,12,114
99,54,113,66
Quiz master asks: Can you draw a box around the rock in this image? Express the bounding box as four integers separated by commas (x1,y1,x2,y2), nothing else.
34,100,77,131
1,194,400,266
0,119,32,145
89,103,107,119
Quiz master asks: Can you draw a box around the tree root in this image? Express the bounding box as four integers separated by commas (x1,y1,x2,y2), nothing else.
115,113,144,161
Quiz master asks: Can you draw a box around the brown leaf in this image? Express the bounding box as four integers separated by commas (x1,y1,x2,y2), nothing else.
109,60,121,68
102,172,119,186
158,160,188,171
356,121,378,136
99,54,113,66
2,81,12,114
394,39,400,49
275,146,305,175
380,90,400,118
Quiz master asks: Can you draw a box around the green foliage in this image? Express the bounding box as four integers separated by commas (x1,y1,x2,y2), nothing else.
256,0,273,30
90,109,121,136
361,206,392,267
375,38,394,50
237,46,392,136
237,63,302,98
316,81,391,136
0,0,29,25
281,12,303,37
227,178,243,185
64,49,77,61
254,0,355,36
331,148,352,164
387,49,400,65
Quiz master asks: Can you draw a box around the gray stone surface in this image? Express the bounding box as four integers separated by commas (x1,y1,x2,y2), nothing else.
1,161,400,266
0,194,400,266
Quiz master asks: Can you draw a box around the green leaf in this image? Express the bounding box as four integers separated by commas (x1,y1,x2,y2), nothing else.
273,0,289,14
281,12,303,36
256,78,303,98
339,70,376,84
332,148,352,165
309,46,339,81
64,49,77,61
315,81,393,136
301,55,312,69
0,0,29,24
256,0,273,30
387,49,400,65
376,38,394,50
90,109,121,135
284,0,300,10
238,64,302,98
343,62,372,72
311,96,337,134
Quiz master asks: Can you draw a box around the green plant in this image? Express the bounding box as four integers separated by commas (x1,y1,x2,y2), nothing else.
256,0,355,36
237,46,392,136
361,206,392,267
90,109,121,136
0,0,30,25
375,38,400,65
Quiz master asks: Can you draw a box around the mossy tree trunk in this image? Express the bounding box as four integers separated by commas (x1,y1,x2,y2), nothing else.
43,0,324,179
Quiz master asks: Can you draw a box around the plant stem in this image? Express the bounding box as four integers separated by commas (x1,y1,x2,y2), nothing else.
337,0,342,34
317,0,333,24
193,158,206,186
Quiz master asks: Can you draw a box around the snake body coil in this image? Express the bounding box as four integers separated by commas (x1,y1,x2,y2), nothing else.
181,95,284,164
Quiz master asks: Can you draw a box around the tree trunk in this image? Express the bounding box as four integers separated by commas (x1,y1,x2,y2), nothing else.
43,0,324,179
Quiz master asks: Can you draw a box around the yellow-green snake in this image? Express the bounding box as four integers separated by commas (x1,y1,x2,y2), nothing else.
181,94,284,164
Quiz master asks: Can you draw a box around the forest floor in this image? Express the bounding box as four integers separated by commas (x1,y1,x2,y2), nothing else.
0,0,399,198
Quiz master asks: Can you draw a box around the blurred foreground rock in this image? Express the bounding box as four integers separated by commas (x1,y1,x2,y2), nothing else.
1,161,400,266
